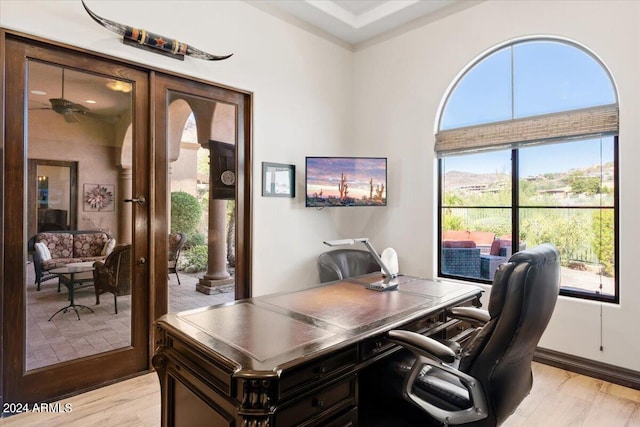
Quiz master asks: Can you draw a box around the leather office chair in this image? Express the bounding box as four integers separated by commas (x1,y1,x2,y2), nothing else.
387,243,560,426
94,244,132,314
318,248,380,283
168,232,187,285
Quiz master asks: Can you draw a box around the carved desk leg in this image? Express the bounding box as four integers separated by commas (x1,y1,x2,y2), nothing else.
152,326,168,376
152,326,169,426
238,378,274,426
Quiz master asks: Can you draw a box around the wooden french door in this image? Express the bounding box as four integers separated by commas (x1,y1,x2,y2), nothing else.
151,73,252,319
2,34,150,403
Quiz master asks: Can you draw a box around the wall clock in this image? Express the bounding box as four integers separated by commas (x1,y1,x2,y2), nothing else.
221,170,235,186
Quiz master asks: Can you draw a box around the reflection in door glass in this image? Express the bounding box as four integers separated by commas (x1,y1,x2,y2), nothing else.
25,61,133,370
167,94,236,313
35,162,75,232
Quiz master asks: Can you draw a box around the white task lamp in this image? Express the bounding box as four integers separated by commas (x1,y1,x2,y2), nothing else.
323,238,399,291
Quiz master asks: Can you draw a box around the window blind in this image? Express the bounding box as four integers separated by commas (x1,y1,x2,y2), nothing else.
435,104,619,157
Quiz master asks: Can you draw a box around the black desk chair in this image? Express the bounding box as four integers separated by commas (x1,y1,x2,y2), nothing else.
317,248,380,283
387,243,560,426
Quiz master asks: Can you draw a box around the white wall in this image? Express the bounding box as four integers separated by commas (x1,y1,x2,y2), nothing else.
352,0,640,371
4,0,640,372
0,0,354,296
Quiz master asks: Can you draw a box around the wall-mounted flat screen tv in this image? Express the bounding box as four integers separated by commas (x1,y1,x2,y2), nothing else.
305,157,387,207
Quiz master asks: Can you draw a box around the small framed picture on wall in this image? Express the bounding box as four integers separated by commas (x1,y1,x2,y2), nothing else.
262,162,295,198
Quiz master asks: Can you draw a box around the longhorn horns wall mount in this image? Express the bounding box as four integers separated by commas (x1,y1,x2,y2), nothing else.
82,0,233,61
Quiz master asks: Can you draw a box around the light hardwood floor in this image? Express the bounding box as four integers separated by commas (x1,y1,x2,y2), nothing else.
3,362,640,426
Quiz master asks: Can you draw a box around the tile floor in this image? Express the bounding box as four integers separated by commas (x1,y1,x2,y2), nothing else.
25,262,234,370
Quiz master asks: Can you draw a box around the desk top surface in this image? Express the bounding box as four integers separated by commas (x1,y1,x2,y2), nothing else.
155,274,481,373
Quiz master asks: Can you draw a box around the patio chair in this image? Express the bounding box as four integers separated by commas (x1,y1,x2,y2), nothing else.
168,233,187,285
441,240,481,278
94,244,131,314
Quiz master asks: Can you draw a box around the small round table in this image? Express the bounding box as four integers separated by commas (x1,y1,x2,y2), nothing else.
48,262,95,321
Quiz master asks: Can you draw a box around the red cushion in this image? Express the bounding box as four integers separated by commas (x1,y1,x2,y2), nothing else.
490,240,502,255
443,240,476,248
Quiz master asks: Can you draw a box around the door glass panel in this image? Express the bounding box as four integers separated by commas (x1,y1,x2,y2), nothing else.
26,61,133,370
167,92,236,313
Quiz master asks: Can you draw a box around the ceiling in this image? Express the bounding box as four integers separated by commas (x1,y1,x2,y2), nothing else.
252,0,475,48
28,61,131,124
26,1,476,123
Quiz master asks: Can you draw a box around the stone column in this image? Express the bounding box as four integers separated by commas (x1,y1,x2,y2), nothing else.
197,197,233,294
181,100,235,294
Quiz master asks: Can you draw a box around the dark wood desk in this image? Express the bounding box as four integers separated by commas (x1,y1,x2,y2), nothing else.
153,274,482,426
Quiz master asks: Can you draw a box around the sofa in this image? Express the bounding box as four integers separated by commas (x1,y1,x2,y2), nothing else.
441,240,481,278
443,230,496,253
28,230,115,290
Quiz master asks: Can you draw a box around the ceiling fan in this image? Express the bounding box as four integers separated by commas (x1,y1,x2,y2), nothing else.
30,68,116,124
48,68,92,123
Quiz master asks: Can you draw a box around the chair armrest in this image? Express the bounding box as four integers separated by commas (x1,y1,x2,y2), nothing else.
93,261,113,282
386,329,489,425
31,250,42,266
447,307,490,326
387,330,456,364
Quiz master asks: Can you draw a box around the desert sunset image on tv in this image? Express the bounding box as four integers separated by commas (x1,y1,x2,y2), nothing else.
306,157,387,207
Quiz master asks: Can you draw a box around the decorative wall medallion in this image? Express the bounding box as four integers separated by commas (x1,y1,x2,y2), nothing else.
84,184,115,211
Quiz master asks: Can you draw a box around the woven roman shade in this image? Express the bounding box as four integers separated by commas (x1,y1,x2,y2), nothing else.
435,104,619,156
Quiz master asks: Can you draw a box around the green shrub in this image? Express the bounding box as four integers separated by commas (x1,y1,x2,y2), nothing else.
591,210,615,276
171,191,202,237
179,245,208,273
189,232,206,247
443,213,464,231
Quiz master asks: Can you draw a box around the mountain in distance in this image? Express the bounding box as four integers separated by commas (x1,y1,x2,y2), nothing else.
444,162,614,193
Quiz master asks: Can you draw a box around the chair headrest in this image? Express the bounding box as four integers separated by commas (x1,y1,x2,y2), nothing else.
488,243,559,318
508,243,559,265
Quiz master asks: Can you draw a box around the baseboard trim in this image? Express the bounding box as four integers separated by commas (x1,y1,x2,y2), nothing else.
534,348,640,390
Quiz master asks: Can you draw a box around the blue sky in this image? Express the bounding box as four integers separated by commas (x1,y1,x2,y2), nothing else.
440,40,616,177
444,136,614,177
441,41,616,130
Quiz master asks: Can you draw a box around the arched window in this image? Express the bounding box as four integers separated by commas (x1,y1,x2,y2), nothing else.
437,38,618,303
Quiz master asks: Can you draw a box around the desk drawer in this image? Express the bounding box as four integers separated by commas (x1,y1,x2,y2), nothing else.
361,313,442,361
445,320,475,343
275,376,356,427
279,347,357,398
321,406,357,427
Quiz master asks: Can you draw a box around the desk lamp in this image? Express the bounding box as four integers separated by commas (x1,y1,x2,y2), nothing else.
323,238,399,291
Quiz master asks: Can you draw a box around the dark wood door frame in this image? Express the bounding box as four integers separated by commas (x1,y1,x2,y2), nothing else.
1,29,252,407
150,73,252,324
2,33,151,404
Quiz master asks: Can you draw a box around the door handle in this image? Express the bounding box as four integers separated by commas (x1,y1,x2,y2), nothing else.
124,196,146,205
